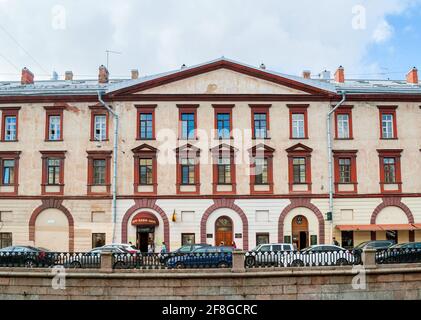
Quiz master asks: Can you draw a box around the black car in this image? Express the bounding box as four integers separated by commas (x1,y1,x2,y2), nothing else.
158,244,211,264
63,246,128,269
376,242,421,264
0,246,55,268
353,240,395,251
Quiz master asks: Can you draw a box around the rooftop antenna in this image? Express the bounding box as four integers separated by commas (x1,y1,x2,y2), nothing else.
105,50,122,70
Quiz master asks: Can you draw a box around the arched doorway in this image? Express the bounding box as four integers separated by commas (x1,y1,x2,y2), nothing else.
215,216,233,246
131,211,160,253
292,215,309,250
34,208,69,252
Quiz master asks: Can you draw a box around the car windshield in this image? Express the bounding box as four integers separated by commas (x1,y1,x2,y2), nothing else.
251,245,262,251
354,241,369,250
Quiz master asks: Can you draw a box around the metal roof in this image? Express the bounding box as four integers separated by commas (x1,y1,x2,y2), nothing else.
0,57,420,96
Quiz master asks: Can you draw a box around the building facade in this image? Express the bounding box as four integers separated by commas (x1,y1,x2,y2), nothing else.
0,58,420,252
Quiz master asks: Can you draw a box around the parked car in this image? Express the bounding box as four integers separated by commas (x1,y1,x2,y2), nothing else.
277,245,356,267
158,243,211,263
245,243,294,267
0,246,55,268
101,243,140,254
63,246,128,269
165,246,233,269
353,240,395,252
376,242,421,264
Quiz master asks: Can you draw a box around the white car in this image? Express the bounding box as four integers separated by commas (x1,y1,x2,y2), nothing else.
101,243,140,254
282,245,356,267
245,243,295,267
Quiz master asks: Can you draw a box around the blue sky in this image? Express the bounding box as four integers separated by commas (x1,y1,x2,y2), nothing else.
0,0,420,81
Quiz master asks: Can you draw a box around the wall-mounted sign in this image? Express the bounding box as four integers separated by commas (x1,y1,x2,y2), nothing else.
310,235,318,245
206,234,213,239
131,212,159,226
235,233,242,239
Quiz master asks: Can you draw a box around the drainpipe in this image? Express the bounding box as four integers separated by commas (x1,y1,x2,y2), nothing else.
327,91,346,244
97,91,119,243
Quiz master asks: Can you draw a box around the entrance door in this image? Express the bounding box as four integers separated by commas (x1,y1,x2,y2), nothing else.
292,215,309,250
136,226,155,253
215,216,233,246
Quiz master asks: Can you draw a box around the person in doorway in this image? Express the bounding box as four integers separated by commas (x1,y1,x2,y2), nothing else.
147,241,154,254
333,237,339,246
161,242,167,253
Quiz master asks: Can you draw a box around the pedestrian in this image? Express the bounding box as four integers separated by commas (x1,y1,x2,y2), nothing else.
231,241,236,249
333,237,339,246
148,241,154,254
161,242,167,253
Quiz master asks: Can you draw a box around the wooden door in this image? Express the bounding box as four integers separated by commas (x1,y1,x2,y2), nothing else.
292,215,309,250
215,216,233,246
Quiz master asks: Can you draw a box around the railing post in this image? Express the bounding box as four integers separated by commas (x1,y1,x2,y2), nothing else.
231,251,245,273
100,252,113,271
362,249,377,269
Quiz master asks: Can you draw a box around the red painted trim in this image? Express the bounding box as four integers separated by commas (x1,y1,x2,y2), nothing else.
28,199,74,252
40,151,66,195
0,151,21,195
86,151,112,195
44,106,65,141
212,104,234,140
132,144,158,195
121,199,170,251
333,150,358,194
278,198,325,244
1,107,20,142
286,144,313,194
175,144,201,195
177,105,199,140
249,104,271,139
200,199,249,250
89,105,109,141
248,144,275,195
135,105,157,140
377,149,403,193
334,106,354,140
370,197,414,224
211,144,238,195
287,104,309,139
378,106,398,139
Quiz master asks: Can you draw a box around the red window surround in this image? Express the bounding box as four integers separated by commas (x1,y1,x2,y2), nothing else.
211,144,237,195
40,150,66,195
136,105,157,140
212,104,234,140
175,144,201,195
333,150,358,194
86,151,112,195
0,151,21,195
286,143,313,193
1,107,20,142
287,104,309,139
89,105,109,141
377,149,403,193
249,104,271,139
378,106,398,139
177,104,199,140
334,106,354,140
132,144,158,195
248,144,275,195
44,106,65,141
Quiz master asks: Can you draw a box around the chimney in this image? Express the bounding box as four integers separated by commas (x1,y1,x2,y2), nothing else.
260,63,266,70
21,67,34,85
131,69,139,80
406,67,418,84
302,70,311,79
51,71,58,81
98,65,109,83
65,71,73,81
335,66,345,83
320,70,331,80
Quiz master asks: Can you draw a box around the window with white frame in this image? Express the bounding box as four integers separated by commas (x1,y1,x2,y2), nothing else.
48,115,61,140
4,116,17,141
337,114,350,139
94,115,107,141
382,114,394,139
292,113,305,138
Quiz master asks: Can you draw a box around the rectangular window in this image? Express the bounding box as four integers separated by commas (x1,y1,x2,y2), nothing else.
140,113,153,139
291,113,305,138
181,113,195,140
339,158,351,183
217,158,231,184
253,113,267,139
47,158,61,185
341,231,354,249
256,233,270,246
378,106,397,139
139,159,153,185
382,114,394,139
94,115,107,141
2,159,15,185
93,159,106,185
4,116,17,141
383,157,396,183
337,114,350,139
48,115,61,141
92,233,106,249
0,233,12,249
180,158,195,185
181,233,195,245
293,158,306,183
216,113,231,139
254,158,268,185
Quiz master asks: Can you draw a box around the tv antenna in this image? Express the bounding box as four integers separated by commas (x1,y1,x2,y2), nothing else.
105,50,122,70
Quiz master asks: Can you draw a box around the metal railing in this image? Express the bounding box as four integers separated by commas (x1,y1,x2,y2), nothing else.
112,252,233,270
244,250,362,268
0,252,101,269
376,248,421,264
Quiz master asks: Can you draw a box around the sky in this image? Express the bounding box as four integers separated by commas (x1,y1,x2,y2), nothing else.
0,0,420,81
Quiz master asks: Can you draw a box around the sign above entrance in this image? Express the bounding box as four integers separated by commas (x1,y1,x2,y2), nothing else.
131,212,159,226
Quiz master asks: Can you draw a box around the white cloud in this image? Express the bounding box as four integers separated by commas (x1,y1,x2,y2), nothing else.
0,0,416,81
372,20,394,43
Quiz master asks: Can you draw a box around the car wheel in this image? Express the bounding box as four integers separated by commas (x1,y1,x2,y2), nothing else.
245,256,256,267
217,261,229,268
291,260,304,267
175,262,185,269
336,258,349,266
70,261,82,269
113,261,127,269
24,259,36,268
